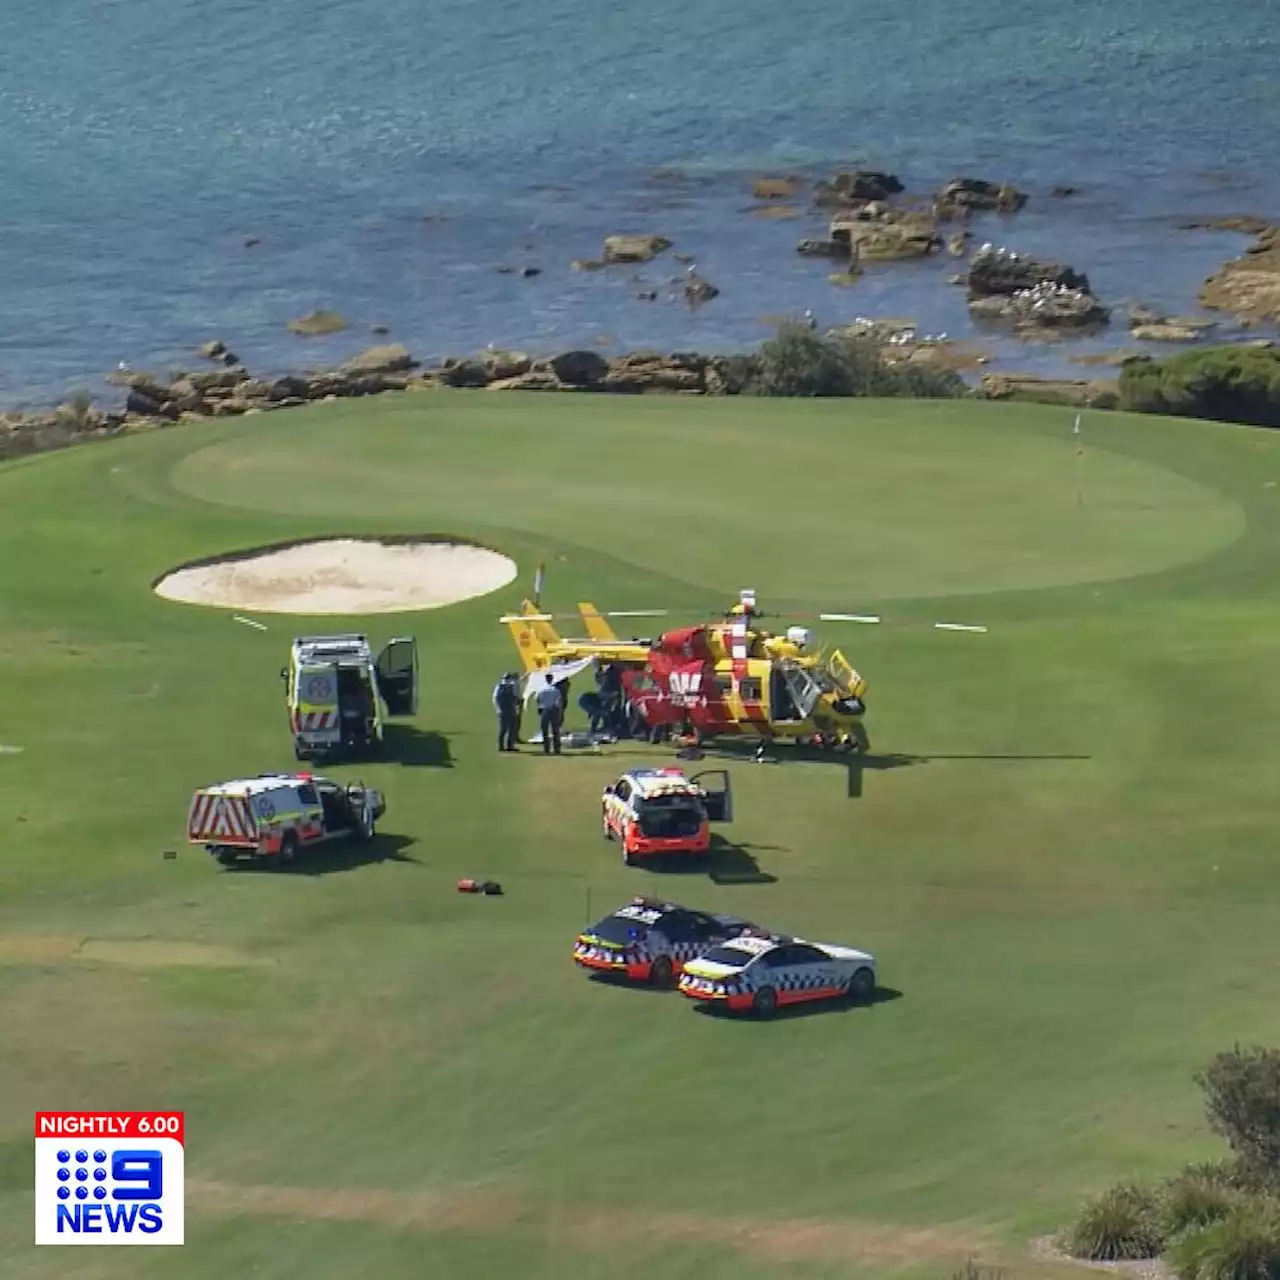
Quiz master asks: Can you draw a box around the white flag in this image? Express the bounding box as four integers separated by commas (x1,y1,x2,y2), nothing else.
1073,414,1083,454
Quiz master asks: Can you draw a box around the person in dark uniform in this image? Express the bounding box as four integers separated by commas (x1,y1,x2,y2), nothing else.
492,672,521,752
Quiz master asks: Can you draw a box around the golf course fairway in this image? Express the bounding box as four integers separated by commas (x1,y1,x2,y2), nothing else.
2,391,1279,1279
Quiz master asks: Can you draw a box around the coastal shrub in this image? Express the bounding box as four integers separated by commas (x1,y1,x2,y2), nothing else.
1197,1047,1280,1184
1118,346,1280,427
750,321,968,398
1167,1200,1280,1280
890,361,969,399
55,390,94,431
1059,1182,1166,1261
751,322,879,395
1163,1170,1249,1238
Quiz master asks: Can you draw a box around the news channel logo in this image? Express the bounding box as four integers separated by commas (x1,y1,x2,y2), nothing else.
35,1113,184,1245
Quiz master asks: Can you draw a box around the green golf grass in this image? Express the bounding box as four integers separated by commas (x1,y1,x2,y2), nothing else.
2,391,1279,1279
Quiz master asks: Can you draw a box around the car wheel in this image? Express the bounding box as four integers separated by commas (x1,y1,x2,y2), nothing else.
649,955,673,987
215,849,237,867
622,842,636,867
846,967,875,1004
602,810,612,841
752,986,777,1018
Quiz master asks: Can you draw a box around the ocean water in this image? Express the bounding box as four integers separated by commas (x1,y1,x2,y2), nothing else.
0,0,1277,406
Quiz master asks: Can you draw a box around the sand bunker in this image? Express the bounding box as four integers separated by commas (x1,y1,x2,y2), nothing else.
154,538,517,615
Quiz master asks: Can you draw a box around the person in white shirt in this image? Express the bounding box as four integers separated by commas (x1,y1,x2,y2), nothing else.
534,673,563,755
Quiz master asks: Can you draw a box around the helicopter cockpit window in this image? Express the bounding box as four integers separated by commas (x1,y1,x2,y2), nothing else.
780,663,821,719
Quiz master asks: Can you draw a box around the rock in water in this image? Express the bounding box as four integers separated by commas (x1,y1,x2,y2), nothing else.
966,245,1090,297
602,235,672,264
753,177,799,199
831,170,904,201
1131,323,1203,342
549,350,610,385
796,238,849,258
685,277,719,305
939,177,1028,212
197,340,238,363
830,211,942,261
341,344,417,376
970,283,1110,333
1199,226,1280,323
287,310,349,336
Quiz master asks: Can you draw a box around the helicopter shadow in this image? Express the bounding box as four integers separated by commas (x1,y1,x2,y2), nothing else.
225,832,421,877
636,834,780,885
381,726,454,768
682,740,922,801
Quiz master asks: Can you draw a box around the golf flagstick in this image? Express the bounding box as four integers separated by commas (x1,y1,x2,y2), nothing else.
1074,413,1084,506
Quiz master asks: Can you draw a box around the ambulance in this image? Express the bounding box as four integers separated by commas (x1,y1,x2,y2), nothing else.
186,772,385,867
283,633,419,760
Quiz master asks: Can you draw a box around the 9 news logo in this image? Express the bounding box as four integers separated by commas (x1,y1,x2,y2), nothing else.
35,1112,184,1245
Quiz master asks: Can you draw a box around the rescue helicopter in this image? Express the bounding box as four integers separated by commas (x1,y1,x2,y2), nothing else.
500,567,986,758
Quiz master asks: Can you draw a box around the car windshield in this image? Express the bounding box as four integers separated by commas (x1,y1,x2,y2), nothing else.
698,945,756,967
586,915,651,945
634,794,703,838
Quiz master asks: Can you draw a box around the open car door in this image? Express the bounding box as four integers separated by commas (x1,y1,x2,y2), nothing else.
691,769,732,822
376,637,419,717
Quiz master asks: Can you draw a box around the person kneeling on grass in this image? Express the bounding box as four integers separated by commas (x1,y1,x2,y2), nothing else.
578,690,606,733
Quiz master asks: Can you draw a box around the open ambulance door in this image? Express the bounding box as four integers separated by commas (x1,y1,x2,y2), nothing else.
376,637,419,717
692,769,733,823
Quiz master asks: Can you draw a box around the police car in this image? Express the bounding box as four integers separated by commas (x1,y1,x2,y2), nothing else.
601,767,732,865
573,897,762,986
677,931,877,1016
186,772,385,867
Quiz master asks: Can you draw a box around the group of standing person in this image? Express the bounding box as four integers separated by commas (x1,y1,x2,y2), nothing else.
492,662,649,755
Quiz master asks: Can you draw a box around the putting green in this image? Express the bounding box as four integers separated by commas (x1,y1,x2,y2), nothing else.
169,394,1243,603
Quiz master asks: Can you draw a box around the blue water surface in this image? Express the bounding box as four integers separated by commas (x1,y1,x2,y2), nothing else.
0,0,1276,404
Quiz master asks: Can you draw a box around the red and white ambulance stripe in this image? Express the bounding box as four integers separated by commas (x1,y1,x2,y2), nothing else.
187,793,256,843
294,711,337,731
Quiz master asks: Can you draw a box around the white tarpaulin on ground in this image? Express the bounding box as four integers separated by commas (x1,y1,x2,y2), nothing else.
522,656,597,702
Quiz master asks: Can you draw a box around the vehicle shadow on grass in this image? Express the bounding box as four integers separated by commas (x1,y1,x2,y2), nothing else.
636,835,780,885
586,972,672,996
382,726,453,768
692,986,905,1022
225,833,421,877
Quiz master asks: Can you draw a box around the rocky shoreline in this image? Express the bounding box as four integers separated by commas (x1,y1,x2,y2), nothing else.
2,171,1277,461
0,326,978,460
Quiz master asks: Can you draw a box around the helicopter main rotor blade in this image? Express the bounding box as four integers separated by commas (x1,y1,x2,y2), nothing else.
497,609,670,623
761,609,988,633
